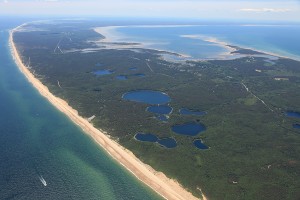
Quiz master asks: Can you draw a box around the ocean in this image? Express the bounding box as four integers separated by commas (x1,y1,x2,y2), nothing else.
0,18,161,200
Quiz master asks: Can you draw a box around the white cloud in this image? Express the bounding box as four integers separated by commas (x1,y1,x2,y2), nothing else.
239,8,291,12
1,0,299,22
3,0,8,3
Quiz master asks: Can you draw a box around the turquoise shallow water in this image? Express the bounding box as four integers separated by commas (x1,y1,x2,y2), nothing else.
112,24,300,60
0,18,161,200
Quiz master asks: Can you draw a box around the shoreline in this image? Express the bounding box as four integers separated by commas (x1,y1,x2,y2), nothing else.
9,25,205,200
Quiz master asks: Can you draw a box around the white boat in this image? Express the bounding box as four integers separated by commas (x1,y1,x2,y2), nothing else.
39,175,47,186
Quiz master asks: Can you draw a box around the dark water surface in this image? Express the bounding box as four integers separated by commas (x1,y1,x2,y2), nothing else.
157,138,177,148
293,124,300,129
135,133,158,142
286,111,300,119
147,105,172,115
123,90,171,105
172,122,206,136
194,140,209,150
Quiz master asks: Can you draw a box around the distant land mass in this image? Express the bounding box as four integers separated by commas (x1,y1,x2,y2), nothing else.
11,20,300,200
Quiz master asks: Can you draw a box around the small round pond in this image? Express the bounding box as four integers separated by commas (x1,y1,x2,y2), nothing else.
123,90,171,105
171,122,206,136
179,108,207,116
193,139,209,150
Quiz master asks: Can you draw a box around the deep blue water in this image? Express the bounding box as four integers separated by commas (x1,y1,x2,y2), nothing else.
194,140,209,150
110,24,300,60
0,18,161,200
93,69,114,75
286,111,300,119
135,133,158,142
179,108,206,116
123,90,171,105
172,122,206,136
157,138,177,148
147,105,172,122
293,124,300,129
147,105,172,115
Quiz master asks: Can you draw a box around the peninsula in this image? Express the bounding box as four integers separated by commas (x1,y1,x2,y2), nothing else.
10,20,300,200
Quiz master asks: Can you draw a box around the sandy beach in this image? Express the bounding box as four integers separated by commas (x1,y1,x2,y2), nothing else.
9,25,206,200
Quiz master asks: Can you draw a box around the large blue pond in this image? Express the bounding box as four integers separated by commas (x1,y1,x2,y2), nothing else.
172,122,206,136
123,90,171,105
147,105,172,115
194,139,209,150
93,69,114,76
293,124,300,129
286,111,300,119
179,108,206,116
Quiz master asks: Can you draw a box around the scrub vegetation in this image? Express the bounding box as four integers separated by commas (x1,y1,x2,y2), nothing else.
14,21,300,200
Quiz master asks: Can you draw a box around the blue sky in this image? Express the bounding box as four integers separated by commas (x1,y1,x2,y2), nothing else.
1,0,300,22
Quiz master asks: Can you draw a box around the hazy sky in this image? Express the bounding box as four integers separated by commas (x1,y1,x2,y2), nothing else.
1,0,300,22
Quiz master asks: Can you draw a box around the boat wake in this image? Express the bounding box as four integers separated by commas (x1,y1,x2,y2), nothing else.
38,175,47,186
